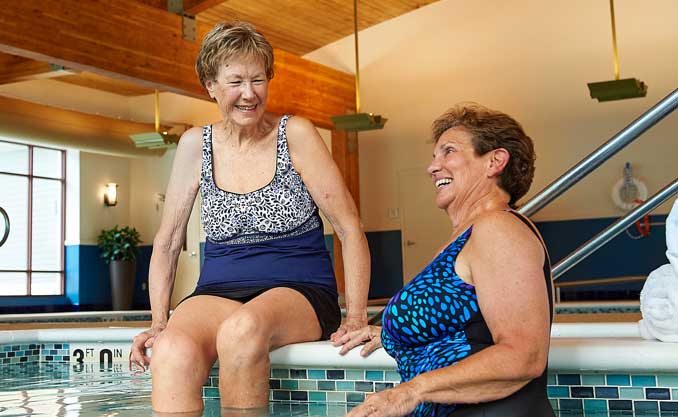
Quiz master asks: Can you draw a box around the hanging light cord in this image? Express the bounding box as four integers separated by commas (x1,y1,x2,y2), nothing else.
609,0,620,80
353,0,361,113
154,89,160,133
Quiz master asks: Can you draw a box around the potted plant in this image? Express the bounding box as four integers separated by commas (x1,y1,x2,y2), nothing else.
97,225,142,310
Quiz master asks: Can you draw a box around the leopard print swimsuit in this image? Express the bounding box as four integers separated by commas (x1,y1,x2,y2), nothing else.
196,115,336,290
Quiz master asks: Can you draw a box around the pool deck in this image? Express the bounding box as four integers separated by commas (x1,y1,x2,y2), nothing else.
1,321,676,372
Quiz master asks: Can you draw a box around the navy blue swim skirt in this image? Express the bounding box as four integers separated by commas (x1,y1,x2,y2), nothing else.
180,283,341,340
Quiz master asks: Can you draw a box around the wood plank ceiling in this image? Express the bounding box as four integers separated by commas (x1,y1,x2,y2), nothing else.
0,0,438,97
198,0,439,56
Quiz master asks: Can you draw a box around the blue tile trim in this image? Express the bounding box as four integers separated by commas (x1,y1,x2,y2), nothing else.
558,374,582,385
595,386,619,398
646,387,670,400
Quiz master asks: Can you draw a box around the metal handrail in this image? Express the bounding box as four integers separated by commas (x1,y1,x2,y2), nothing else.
0,207,9,247
519,89,678,217
552,179,678,280
554,275,645,288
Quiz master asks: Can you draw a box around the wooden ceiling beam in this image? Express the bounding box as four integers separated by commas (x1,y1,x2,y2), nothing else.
131,0,223,15
0,95,164,157
0,0,354,128
184,0,226,15
0,52,74,85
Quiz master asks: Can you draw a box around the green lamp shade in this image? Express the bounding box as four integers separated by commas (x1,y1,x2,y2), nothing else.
129,132,180,149
587,78,648,102
331,113,387,131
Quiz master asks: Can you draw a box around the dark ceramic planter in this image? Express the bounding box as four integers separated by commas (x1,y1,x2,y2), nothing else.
110,260,136,310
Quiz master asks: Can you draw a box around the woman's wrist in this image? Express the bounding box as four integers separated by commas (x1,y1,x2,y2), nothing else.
345,310,368,322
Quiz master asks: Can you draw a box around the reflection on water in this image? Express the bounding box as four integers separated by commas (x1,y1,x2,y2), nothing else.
0,363,676,417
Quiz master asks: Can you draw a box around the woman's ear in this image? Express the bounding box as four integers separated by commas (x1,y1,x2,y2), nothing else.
487,148,510,177
204,79,216,99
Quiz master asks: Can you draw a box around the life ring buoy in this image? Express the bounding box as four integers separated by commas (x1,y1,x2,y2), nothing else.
611,177,648,211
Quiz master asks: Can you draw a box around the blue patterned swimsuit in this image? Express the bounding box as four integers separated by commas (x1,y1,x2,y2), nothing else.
382,212,554,417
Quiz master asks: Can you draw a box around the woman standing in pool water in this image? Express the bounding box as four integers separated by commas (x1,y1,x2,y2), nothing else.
336,104,554,417
129,21,370,414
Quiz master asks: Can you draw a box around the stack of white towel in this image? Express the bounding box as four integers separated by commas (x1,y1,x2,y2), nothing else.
639,199,678,342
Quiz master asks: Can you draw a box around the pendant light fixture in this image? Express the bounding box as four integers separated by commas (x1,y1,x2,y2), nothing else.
587,0,647,102
331,0,387,131
129,90,181,148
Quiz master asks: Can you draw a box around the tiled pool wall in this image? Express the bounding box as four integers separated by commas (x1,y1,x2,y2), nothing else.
0,302,641,324
0,313,152,324
1,342,70,364
3,342,676,413
554,305,640,315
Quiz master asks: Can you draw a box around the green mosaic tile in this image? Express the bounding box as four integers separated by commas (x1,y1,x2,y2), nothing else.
584,399,608,412
308,403,329,416
271,369,289,379
385,371,401,382
280,380,298,390
582,374,606,385
309,391,327,402
674,389,678,400
549,399,558,411
365,371,384,381
657,375,678,387
607,375,631,386
547,374,556,385
547,386,569,398
203,387,219,398
631,375,656,387
308,369,326,380
336,381,355,391
346,370,364,381
619,387,644,399
298,380,317,390
326,392,346,403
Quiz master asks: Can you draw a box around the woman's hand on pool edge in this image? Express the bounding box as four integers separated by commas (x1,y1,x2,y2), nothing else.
129,325,164,373
330,314,368,344
332,325,382,356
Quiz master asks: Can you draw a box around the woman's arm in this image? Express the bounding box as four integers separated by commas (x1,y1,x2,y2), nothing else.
285,116,371,334
129,127,203,370
346,211,551,416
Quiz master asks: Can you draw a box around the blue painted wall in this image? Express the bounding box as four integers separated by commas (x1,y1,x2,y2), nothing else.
535,214,668,300
323,231,404,299
0,245,152,313
2,215,667,311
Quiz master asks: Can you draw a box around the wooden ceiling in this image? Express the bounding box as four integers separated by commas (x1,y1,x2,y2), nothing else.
0,0,437,100
197,0,439,56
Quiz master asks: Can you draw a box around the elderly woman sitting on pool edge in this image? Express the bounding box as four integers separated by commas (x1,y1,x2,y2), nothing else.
336,104,554,417
128,22,371,414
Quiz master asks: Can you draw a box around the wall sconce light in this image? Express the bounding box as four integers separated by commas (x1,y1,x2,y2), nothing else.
104,183,118,206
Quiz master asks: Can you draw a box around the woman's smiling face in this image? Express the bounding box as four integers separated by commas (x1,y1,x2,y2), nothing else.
205,55,269,127
427,127,492,210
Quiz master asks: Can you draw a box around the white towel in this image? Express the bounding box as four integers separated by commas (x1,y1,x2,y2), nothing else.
639,199,678,342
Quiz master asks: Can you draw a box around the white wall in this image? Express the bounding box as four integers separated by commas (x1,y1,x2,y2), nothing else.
304,0,678,227
78,152,131,244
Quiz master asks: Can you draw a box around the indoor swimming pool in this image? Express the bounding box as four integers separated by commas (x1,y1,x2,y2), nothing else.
1,324,678,416
0,362,676,417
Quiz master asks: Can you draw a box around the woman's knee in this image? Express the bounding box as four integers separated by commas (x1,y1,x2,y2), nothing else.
216,309,270,363
151,329,211,374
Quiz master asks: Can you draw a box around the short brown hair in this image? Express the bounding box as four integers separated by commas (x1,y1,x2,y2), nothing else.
432,103,536,207
195,21,274,89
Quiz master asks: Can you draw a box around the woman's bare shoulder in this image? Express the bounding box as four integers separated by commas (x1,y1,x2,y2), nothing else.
175,126,204,157
284,115,318,141
471,211,542,252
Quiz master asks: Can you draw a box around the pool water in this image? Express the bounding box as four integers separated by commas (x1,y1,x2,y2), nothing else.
0,363,674,417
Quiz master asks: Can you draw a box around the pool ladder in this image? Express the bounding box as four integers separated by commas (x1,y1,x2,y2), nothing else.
370,88,678,324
